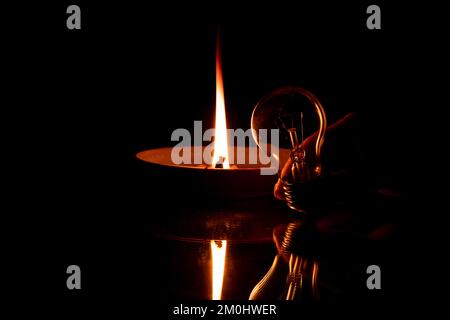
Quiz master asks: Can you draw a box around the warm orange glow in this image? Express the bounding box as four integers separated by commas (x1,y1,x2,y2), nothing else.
212,37,230,169
211,240,227,300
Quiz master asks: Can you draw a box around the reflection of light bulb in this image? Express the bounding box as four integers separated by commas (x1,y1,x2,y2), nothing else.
251,87,327,212
249,222,320,301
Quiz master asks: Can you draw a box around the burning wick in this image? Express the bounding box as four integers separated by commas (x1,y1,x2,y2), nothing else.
211,240,227,300
214,156,227,169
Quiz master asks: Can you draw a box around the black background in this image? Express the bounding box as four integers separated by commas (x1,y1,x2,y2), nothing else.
4,0,440,316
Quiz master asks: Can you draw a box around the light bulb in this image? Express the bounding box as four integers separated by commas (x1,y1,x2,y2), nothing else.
251,86,327,212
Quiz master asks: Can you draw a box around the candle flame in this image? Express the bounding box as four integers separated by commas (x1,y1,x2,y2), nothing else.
212,36,230,169
211,240,227,300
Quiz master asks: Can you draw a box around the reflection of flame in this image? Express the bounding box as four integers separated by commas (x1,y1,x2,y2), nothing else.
212,36,230,169
311,260,319,299
211,240,227,300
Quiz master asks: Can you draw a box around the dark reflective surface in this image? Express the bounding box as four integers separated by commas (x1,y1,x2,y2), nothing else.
145,197,294,299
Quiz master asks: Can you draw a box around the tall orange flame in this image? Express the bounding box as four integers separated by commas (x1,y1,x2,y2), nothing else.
212,36,230,169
